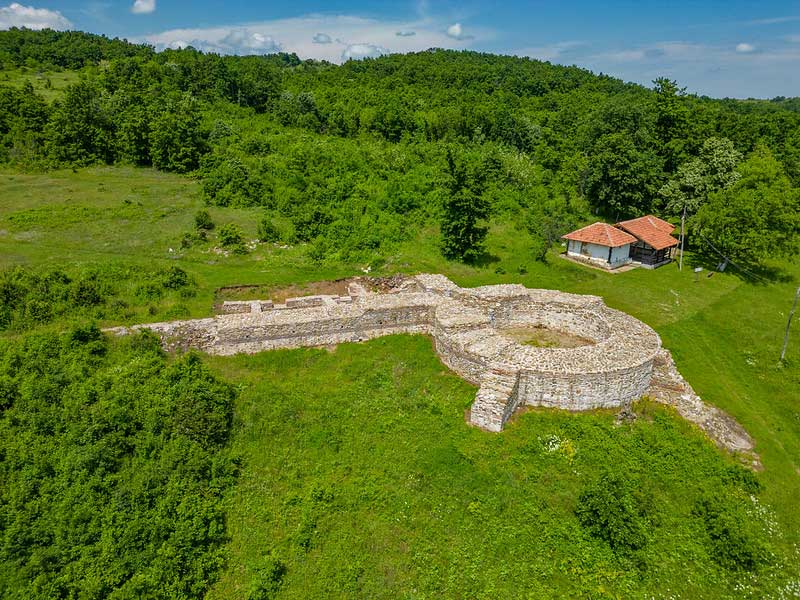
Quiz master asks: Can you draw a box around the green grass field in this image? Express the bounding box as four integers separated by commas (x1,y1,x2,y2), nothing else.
0,68,81,102
1,167,799,598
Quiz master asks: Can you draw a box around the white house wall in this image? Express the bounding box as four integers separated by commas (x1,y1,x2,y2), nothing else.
610,244,631,266
567,240,582,255
566,240,632,268
584,243,609,261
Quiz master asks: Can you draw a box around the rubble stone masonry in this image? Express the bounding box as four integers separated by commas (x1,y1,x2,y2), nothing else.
107,274,756,460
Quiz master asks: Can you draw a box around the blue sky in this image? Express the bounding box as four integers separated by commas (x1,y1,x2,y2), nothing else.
1,0,799,98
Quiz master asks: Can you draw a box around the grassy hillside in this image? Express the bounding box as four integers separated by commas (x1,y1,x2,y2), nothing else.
1,167,798,598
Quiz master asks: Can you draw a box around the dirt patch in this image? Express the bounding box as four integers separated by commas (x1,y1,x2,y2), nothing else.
215,279,354,304
499,326,595,348
365,274,411,293
214,274,412,304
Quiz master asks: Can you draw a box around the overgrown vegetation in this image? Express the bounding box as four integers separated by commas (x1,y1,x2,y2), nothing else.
0,329,237,598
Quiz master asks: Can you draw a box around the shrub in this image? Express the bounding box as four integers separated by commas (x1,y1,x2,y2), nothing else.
162,266,189,290
69,277,105,307
218,223,244,247
257,217,280,243
693,492,771,571
194,209,215,231
248,556,287,600
576,473,650,554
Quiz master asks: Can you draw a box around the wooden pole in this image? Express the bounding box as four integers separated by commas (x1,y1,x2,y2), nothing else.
679,204,686,271
781,286,800,363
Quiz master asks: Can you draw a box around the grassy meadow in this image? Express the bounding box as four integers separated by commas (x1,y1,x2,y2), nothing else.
1,167,799,598
0,68,81,102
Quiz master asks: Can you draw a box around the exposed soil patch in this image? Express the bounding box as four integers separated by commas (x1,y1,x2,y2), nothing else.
499,326,595,348
216,279,354,303
214,275,412,304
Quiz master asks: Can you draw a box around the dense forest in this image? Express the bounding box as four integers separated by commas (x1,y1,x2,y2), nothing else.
1,28,800,599
0,28,798,266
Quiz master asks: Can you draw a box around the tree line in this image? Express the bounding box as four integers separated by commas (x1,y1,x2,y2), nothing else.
0,28,798,266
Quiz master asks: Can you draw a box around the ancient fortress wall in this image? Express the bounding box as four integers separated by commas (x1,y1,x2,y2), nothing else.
110,274,668,433
106,274,757,463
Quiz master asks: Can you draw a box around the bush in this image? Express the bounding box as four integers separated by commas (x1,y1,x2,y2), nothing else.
575,473,650,554
195,209,215,231
162,266,189,290
248,556,287,600
218,223,244,247
69,276,105,307
0,331,237,597
257,217,280,243
693,492,771,571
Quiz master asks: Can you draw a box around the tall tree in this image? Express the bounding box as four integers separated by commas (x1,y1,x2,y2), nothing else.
440,149,490,263
692,145,800,265
44,80,115,165
660,137,742,269
149,93,207,173
652,77,689,172
584,133,663,218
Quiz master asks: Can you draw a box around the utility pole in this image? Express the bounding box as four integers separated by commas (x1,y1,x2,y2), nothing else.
780,286,800,363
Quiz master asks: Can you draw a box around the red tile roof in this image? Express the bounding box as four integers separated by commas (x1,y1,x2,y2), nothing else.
616,215,678,250
562,222,637,248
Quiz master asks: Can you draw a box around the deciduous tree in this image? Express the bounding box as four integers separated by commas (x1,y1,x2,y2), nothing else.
693,145,800,265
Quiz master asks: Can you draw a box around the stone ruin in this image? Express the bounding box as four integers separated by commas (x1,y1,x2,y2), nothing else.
107,274,757,463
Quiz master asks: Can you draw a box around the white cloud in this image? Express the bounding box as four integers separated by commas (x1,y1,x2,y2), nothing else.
396,30,416,37
221,29,280,53
0,2,72,30
142,14,489,63
131,0,155,15
312,32,331,44
788,34,800,42
581,40,800,98
342,43,389,61
446,22,471,40
735,42,756,53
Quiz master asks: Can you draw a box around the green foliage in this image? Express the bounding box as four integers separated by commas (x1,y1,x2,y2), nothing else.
652,77,690,171
575,473,650,554
693,491,772,571
201,154,264,206
257,216,280,243
45,80,115,166
693,145,800,264
0,330,236,598
218,223,244,247
0,28,154,70
0,264,196,331
660,137,742,217
526,200,578,262
248,556,287,600
150,93,207,173
194,209,215,231
440,148,491,262
584,132,663,217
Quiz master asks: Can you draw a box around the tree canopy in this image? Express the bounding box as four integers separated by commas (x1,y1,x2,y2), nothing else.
693,146,800,264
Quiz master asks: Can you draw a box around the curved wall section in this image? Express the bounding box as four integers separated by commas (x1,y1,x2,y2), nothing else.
108,274,662,432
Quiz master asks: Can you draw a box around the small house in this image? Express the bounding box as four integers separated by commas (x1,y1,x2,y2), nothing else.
561,222,637,269
616,215,678,268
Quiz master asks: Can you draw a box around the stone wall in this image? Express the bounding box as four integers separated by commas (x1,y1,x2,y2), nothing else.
106,274,756,458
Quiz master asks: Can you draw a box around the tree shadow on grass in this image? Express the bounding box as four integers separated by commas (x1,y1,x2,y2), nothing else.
686,252,795,285
467,251,501,269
